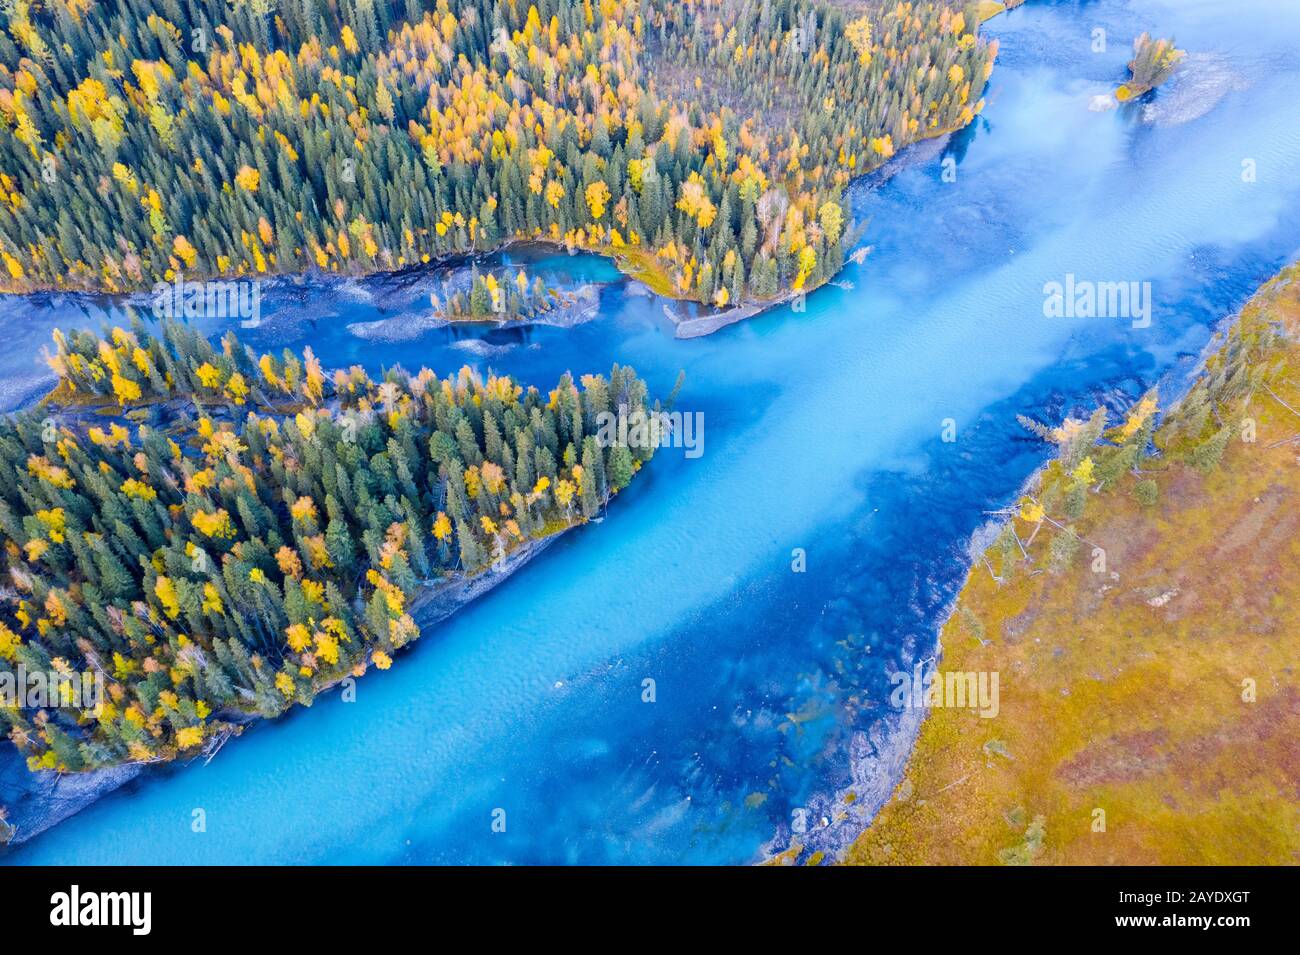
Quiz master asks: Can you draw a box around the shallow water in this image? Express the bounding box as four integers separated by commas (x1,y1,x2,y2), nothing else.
6,0,1300,864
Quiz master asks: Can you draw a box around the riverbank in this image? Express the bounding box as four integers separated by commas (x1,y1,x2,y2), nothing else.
0,101,980,344
0,9,1006,343
0,749,143,848
660,127,976,339
9,0,1298,865
844,263,1300,865
0,313,636,846
0,521,577,848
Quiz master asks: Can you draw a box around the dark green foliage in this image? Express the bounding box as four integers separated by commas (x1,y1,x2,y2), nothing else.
0,0,995,309
0,318,664,771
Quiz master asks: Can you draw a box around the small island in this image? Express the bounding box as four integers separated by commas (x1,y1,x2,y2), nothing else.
1116,32,1184,101
432,266,597,326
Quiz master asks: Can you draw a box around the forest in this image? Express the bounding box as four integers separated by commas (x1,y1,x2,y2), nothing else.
0,315,669,771
0,0,996,306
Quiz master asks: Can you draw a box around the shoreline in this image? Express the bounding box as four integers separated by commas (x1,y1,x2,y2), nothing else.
842,265,1300,865
0,520,575,849
663,121,975,340
0,112,966,342
759,511,991,865
769,275,1283,864
766,279,1276,864
0,48,1001,344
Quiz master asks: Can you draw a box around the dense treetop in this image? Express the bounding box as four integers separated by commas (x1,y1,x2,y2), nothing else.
0,0,996,304
1,316,665,771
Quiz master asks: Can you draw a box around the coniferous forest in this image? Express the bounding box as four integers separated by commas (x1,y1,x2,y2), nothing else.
0,317,667,771
0,0,1004,780
0,0,996,305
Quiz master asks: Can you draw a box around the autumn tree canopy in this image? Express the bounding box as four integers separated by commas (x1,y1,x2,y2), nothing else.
0,0,996,305
1,316,664,771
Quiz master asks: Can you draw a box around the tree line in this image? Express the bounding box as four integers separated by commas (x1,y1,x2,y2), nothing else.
0,0,996,307
1,314,668,771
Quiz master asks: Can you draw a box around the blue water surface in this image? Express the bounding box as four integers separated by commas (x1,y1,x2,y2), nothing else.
5,0,1300,864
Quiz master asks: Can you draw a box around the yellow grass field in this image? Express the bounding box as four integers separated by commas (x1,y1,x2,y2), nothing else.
848,265,1300,865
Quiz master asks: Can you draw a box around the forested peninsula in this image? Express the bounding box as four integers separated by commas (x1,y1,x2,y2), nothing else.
0,0,997,310
0,316,668,777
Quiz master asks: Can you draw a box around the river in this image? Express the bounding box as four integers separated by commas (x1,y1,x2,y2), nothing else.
5,0,1300,864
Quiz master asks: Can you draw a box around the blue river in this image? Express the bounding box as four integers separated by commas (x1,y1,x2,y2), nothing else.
5,0,1300,864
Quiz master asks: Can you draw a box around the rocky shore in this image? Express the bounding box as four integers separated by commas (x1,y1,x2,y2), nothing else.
0,748,142,848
